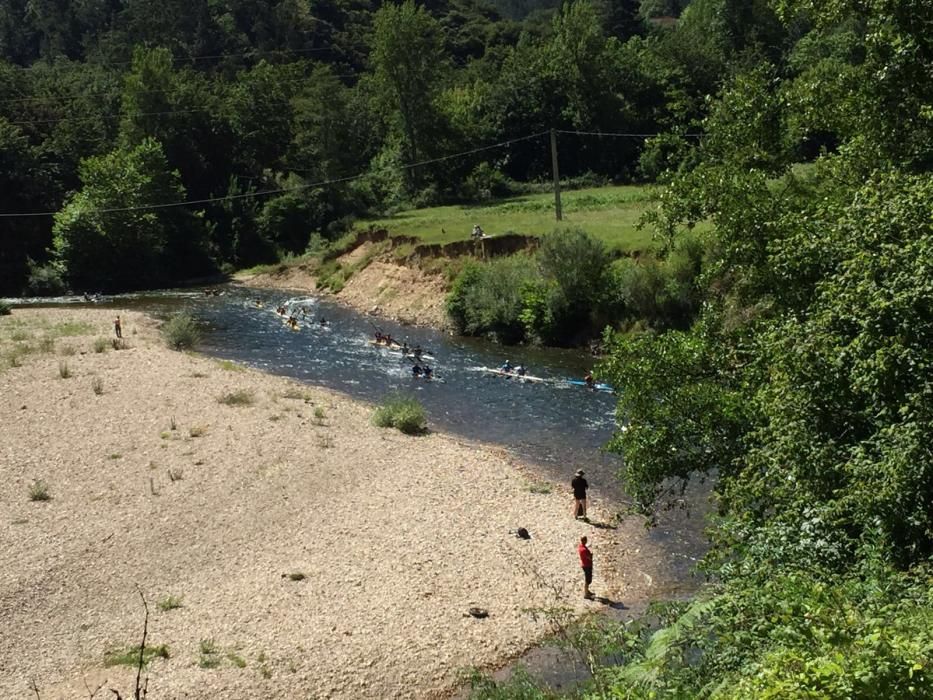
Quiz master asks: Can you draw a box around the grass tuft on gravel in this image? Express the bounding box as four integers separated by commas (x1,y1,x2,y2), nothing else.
28,479,51,501
157,595,184,611
104,644,169,668
218,389,255,406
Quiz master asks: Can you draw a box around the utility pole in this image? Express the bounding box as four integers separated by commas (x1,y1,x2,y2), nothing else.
550,128,562,222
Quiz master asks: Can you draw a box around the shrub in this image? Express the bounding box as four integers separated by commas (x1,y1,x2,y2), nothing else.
611,236,705,331
373,393,428,435
0,300,10,316
161,313,200,350
92,377,104,395
58,361,71,378
25,260,66,296
445,256,538,343
93,337,108,353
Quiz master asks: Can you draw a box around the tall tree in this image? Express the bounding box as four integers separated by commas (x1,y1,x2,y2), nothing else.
371,0,448,191
52,137,208,291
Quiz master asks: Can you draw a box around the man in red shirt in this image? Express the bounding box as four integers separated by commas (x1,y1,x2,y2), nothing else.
578,536,594,599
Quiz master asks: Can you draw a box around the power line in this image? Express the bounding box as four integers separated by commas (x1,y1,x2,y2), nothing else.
0,132,549,219
556,129,702,138
2,44,364,73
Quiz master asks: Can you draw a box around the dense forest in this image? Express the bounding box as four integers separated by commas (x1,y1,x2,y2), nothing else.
2,0,932,697
3,0,778,295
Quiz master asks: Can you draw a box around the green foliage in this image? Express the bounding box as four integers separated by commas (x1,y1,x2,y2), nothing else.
467,666,550,699
372,1,448,191
0,301,10,316
52,138,208,292
25,259,66,296
610,234,706,330
525,228,612,343
445,256,538,343
600,321,750,511
161,313,201,350
372,393,428,435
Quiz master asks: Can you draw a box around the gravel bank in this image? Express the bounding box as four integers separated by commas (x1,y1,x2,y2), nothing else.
0,308,634,699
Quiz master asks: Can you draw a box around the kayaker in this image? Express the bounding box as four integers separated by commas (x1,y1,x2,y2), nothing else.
516,365,527,377
423,365,433,379
500,360,513,373
412,364,423,377
584,372,595,389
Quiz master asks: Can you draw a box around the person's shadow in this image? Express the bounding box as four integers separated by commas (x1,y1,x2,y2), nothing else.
594,596,627,610
581,517,617,530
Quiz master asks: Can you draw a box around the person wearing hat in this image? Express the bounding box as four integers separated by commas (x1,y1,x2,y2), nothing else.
571,469,588,520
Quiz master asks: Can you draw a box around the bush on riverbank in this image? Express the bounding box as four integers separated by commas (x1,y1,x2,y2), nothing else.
161,313,200,350
0,301,10,316
446,228,707,346
446,256,537,344
372,393,427,435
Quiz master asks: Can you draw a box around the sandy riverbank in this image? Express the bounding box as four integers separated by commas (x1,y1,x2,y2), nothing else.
0,307,640,699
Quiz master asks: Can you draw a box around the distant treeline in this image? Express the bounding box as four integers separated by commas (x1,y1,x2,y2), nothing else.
1,0,793,294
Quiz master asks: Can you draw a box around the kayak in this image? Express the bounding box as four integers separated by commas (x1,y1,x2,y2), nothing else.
368,340,436,361
567,379,614,392
483,367,549,383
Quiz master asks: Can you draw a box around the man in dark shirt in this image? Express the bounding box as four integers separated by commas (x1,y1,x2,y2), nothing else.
578,535,594,599
571,469,588,520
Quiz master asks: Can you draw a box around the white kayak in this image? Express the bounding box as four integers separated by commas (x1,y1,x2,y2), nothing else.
367,340,436,362
482,367,549,383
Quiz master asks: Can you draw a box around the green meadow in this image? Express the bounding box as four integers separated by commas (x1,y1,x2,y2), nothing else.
358,185,666,252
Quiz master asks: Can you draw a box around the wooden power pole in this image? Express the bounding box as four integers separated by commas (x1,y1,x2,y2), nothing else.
550,128,562,222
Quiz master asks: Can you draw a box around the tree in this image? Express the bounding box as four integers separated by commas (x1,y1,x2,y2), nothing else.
371,0,448,191
53,137,208,291
0,118,58,294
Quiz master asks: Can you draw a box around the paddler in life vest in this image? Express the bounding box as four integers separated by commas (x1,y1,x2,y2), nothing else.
584,372,595,389
412,364,423,377
499,360,513,373
516,364,527,377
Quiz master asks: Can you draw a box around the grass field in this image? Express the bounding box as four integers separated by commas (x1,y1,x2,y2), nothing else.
358,185,662,252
